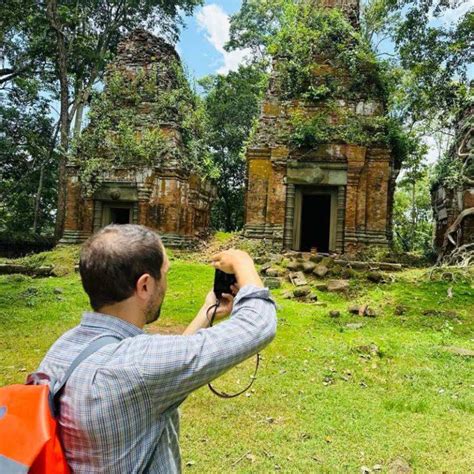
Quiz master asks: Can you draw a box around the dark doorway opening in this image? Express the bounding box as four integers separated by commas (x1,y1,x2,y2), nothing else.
300,194,331,252
110,207,131,224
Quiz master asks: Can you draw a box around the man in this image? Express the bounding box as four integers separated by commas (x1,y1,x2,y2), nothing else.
37,224,277,473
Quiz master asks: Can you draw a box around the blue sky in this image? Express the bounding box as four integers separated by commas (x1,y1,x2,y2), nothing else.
177,0,246,80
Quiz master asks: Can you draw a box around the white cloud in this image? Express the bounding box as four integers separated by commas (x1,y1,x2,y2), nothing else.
196,4,251,75
429,0,473,23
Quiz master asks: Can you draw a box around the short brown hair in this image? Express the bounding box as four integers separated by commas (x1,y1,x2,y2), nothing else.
79,224,164,311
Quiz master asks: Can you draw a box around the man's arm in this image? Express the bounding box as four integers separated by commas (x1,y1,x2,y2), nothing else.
133,284,276,411
183,249,264,336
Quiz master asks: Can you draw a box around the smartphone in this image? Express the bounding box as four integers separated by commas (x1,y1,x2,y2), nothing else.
213,269,237,299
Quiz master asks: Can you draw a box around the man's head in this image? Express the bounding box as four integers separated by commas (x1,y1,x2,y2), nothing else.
79,224,169,325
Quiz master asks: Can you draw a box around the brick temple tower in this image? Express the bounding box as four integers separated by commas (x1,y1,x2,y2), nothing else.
243,0,400,254
432,104,474,255
61,29,215,247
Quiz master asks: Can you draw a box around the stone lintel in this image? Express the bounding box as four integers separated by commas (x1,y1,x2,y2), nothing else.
247,148,271,160
287,161,347,186
94,183,138,202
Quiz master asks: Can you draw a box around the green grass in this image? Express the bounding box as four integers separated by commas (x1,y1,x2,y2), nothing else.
0,253,473,472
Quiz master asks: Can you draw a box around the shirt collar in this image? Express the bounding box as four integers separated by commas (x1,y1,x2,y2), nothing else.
81,311,144,339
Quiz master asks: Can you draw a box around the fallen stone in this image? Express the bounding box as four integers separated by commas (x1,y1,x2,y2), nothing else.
346,323,364,330
309,254,324,264
53,287,64,295
444,346,474,357
293,286,311,298
289,271,307,287
313,264,329,278
314,283,328,292
266,267,284,277
270,254,283,265
345,261,369,270
308,293,318,302
388,457,412,473
0,264,53,277
355,343,381,356
327,280,350,292
364,307,378,318
367,271,384,283
302,261,316,274
320,256,335,268
281,290,293,299
329,310,341,318
378,262,403,272
348,305,360,315
341,268,357,279
264,277,282,289
286,260,303,272
260,262,272,272
394,305,406,316
253,256,267,265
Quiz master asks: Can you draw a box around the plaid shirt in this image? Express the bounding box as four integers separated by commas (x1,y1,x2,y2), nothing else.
37,285,276,473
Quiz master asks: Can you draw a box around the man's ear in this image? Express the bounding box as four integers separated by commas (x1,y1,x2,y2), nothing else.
136,273,155,301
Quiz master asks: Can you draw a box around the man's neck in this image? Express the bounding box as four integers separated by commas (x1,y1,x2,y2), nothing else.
98,301,145,329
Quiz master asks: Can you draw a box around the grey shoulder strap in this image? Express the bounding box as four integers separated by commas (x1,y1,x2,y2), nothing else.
52,335,120,404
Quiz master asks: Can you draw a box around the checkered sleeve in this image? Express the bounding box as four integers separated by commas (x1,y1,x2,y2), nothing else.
130,285,277,411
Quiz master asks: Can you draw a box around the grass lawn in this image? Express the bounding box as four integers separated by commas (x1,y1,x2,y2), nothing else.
0,248,473,472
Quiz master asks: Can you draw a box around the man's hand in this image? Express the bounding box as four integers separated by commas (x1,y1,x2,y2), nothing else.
211,249,263,289
182,289,235,335
211,249,253,274
203,290,234,320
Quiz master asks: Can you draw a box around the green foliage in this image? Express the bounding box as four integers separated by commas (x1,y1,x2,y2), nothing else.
226,0,288,62
394,164,434,254
431,154,465,191
75,62,214,192
200,65,268,231
0,84,57,234
268,6,387,102
432,114,474,190
362,0,472,129
290,107,410,162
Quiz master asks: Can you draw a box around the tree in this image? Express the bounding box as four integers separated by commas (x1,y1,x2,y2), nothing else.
1,0,203,239
0,80,58,234
200,65,267,231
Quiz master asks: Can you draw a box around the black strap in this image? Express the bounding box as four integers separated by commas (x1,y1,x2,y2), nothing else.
52,335,120,411
206,303,260,399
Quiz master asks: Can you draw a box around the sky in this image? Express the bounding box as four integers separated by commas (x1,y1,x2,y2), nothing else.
177,0,248,79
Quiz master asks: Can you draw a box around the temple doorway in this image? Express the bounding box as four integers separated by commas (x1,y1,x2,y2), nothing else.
101,203,133,226
293,187,337,253
300,194,331,252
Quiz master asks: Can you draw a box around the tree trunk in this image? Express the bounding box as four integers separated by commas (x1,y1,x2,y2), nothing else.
73,100,85,139
33,123,60,234
32,164,45,234
47,0,70,241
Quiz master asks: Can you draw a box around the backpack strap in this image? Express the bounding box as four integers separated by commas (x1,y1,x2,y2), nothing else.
52,335,120,415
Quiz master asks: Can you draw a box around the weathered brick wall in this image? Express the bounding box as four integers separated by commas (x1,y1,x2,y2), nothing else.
61,30,214,246
244,5,397,254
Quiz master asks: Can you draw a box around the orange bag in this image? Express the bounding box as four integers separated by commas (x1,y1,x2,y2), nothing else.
0,336,118,473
